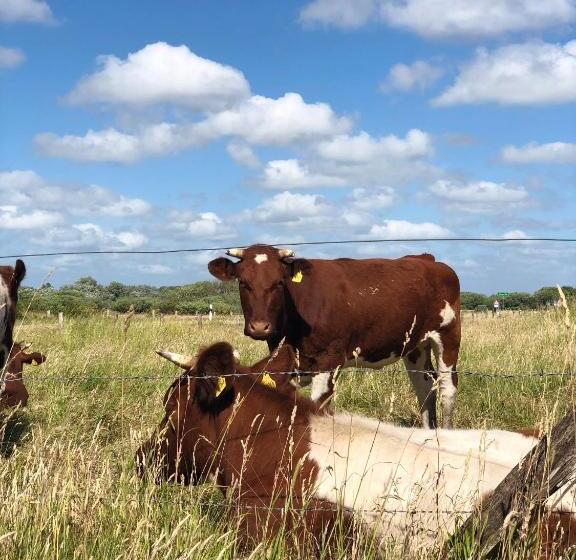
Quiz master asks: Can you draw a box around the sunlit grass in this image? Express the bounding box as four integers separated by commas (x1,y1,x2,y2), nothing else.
1,307,574,559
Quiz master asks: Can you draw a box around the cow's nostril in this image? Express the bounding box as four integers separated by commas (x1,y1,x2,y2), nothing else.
249,322,271,335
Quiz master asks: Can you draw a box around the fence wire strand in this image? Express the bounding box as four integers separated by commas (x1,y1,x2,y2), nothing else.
2,367,575,383
2,236,576,260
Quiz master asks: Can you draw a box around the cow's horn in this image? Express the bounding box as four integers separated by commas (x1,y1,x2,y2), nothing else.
156,350,196,369
278,249,295,259
226,248,245,259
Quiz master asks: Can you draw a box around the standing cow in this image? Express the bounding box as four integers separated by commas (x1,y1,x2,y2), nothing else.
208,245,460,428
0,260,26,371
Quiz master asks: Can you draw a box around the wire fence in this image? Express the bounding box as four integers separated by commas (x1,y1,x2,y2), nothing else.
1,368,576,384
2,236,576,260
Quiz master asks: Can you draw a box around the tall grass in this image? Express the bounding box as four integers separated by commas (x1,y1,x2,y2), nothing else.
1,308,575,559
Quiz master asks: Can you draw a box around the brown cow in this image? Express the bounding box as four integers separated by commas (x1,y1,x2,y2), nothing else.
0,259,26,371
208,245,460,428
0,342,45,410
136,342,576,557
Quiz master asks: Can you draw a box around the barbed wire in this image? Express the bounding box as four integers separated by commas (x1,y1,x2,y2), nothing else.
2,236,576,260
1,367,575,383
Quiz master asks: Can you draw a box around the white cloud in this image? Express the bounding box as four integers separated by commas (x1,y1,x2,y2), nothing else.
300,0,376,28
138,264,173,275
348,187,396,211
0,46,25,69
0,205,61,229
380,61,443,92
0,170,151,217
197,92,352,146
31,223,148,250
434,41,576,106
299,0,576,37
37,93,351,163
501,141,576,164
369,219,452,239
380,0,576,38
248,191,331,224
315,129,432,162
0,0,54,23
35,123,210,164
170,211,235,240
226,142,260,168
261,159,347,189
273,129,437,188
429,179,529,213
66,42,250,111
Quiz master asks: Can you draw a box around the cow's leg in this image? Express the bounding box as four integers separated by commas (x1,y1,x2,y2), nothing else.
308,345,346,408
429,327,460,429
403,344,437,429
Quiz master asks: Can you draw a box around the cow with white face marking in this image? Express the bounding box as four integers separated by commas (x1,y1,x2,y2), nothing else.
0,260,26,372
209,245,461,428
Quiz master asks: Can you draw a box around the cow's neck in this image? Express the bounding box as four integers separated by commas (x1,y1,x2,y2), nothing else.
213,383,314,500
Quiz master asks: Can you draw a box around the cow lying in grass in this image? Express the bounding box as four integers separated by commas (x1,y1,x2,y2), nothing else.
136,342,576,556
0,343,45,411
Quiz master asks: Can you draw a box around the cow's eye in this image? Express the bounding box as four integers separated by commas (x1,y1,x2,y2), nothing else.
239,281,251,291
275,281,283,290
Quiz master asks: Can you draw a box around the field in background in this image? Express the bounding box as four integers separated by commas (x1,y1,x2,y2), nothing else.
1,309,575,559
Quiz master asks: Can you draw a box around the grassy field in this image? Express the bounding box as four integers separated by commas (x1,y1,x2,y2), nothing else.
0,308,575,559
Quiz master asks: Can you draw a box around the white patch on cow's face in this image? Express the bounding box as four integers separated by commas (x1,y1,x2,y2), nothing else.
344,353,398,369
254,254,268,264
439,301,456,327
306,412,572,548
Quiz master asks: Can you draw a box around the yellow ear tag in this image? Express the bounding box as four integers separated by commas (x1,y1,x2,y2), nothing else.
260,372,277,389
292,270,303,283
215,376,227,397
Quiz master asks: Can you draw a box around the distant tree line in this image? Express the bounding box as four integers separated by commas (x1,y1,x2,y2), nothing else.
18,277,242,316
17,277,575,316
461,287,575,312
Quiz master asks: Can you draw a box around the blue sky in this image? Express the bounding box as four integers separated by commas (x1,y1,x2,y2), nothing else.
0,0,575,292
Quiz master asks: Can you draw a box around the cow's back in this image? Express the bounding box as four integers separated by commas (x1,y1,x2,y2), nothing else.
288,255,460,358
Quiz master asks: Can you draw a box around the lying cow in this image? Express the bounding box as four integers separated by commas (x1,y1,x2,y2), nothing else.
0,342,45,411
209,245,460,428
0,259,26,371
137,342,576,556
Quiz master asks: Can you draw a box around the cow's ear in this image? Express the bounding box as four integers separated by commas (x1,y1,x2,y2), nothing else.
208,258,237,281
12,259,26,288
249,345,296,374
195,342,236,409
21,352,46,366
284,259,325,329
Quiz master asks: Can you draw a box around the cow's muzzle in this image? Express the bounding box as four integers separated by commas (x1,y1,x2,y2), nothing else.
246,321,272,339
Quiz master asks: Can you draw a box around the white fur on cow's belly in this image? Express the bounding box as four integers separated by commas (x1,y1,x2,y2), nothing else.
306,413,573,548
343,353,399,369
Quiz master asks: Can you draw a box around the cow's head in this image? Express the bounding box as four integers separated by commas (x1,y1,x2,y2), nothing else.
0,342,45,410
6,342,46,379
208,245,310,340
0,259,26,369
135,341,297,485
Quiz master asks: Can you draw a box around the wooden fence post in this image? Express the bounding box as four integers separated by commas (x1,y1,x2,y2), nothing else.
447,408,576,558
46,310,51,317
58,312,64,329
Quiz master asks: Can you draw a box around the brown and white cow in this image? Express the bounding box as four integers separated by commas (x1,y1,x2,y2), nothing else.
208,245,460,428
137,342,576,556
0,260,26,372
0,342,45,411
